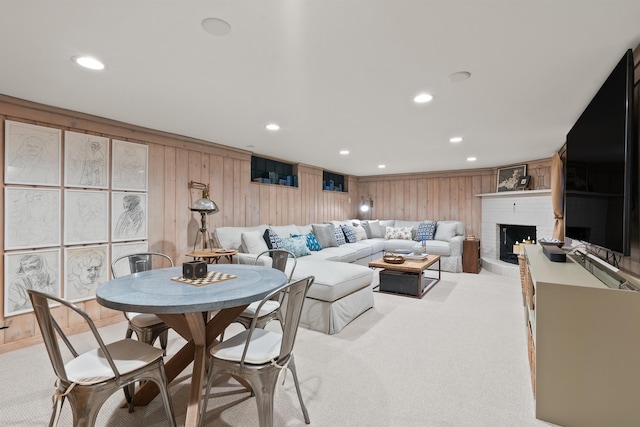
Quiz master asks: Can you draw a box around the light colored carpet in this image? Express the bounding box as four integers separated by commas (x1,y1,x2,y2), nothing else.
0,269,557,426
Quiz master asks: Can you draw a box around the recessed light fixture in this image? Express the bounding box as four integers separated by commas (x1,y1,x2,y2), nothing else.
265,123,280,131
201,17,232,36
448,71,471,83
413,93,433,104
467,157,477,162
72,56,105,70
378,164,386,169
449,137,463,143
339,150,350,155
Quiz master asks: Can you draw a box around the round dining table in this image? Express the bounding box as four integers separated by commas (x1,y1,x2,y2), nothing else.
96,263,287,427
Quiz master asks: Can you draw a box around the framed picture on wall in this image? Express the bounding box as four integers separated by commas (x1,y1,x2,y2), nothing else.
4,248,61,316
64,131,109,189
64,189,109,245
4,187,61,250
111,140,148,191
4,120,61,186
497,165,527,192
64,245,109,302
111,192,148,242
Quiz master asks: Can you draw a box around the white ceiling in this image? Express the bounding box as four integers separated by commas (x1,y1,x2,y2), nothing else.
1,1,640,177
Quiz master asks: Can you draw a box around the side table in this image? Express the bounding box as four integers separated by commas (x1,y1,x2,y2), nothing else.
463,239,481,273
186,248,238,264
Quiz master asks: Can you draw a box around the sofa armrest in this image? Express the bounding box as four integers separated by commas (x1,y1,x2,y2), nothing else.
449,235,464,257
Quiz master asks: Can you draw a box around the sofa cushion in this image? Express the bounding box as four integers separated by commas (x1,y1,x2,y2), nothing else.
415,221,437,241
366,220,384,238
356,238,386,254
281,236,311,257
341,242,372,260
434,221,458,241
294,259,373,302
334,227,347,245
385,226,413,240
352,223,368,241
312,224,338,248
340,224,357,243
216,224,268,251
263,228,284,249
241,230,270,254
271,224,301,238
314,246,358,263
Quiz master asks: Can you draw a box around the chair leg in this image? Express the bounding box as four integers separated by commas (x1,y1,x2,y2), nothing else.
243,369,280,427
288,356,310,424
65,385,114,427
158,329,168,356
124,382,135,413
126,327,134,339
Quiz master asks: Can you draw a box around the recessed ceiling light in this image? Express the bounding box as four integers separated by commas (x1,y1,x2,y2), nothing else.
265,123,280,131
72,56,105,70
413,93,433,104
339,150,349,155
448,71,471,82
467,157,477,162
201,17,232,36
378,164,386,169
449,137,463,143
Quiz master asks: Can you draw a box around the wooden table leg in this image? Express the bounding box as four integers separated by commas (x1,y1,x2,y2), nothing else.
132,305,247,426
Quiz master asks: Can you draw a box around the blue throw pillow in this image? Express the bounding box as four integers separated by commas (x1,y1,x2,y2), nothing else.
340,224,357,243
291,233,323,251
334,227,346,245
281,236,311,257
263,228,284,249
414,221,437,241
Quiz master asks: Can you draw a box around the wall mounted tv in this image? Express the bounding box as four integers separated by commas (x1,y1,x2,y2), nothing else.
565,49,636,257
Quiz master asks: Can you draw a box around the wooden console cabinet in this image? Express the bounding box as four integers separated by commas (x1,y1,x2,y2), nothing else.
522,245,640,427
462,239,481,273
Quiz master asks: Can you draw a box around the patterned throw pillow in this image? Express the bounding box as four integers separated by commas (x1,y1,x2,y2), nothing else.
281,236,311,257
340,224,357,243
414,221,437,241
291,233,323,251
384,226,413,240
263,228,284,249
334,226,347,245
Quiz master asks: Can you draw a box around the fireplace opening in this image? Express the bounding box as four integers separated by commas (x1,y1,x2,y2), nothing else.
499,224,536,264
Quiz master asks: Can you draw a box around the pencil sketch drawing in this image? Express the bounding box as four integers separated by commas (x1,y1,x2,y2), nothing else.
111,139,148,191
4,120,61,186
111,241,148,278
64,190,109,245
64,131,109,188
4,187,61,250
65,245,108,302
112,192,147,241
4,249,60,316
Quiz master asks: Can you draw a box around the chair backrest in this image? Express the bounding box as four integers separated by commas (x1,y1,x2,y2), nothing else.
255,249,297,281
111,252,174,278
241,276,314,367
27,290,121,383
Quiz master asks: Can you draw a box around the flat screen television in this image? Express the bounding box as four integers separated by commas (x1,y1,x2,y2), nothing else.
565,49,635,257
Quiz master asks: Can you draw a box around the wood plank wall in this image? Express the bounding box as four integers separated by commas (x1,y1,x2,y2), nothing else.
0,94,557,353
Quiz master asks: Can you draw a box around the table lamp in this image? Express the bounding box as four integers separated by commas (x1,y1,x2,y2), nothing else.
189,181,220,251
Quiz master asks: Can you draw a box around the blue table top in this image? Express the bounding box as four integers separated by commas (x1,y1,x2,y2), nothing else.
96,264,287,314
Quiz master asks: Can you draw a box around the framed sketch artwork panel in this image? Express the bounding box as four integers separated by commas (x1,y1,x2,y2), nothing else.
497,165,527,192
64,190,109,245
4,187,61,250
64,245,109,302
64,131,109,188
111,140,148,191
4,120,61,186
4,249,61,316
112,192,148,241
111,241,149,278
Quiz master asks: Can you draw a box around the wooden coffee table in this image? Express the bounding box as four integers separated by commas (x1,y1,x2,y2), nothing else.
369,254,441,298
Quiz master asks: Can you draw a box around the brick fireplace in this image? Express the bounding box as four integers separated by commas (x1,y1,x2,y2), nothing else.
479,190,554,274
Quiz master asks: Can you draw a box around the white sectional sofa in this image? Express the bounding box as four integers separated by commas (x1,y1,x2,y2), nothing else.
214,219,465,334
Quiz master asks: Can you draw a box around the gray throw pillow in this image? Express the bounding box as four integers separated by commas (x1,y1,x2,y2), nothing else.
434,221,458,241
368,220,384,238
360,221,373,238
312,224,338,248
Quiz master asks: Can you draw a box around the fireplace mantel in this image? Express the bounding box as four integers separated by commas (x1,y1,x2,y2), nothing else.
476,189,551,198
